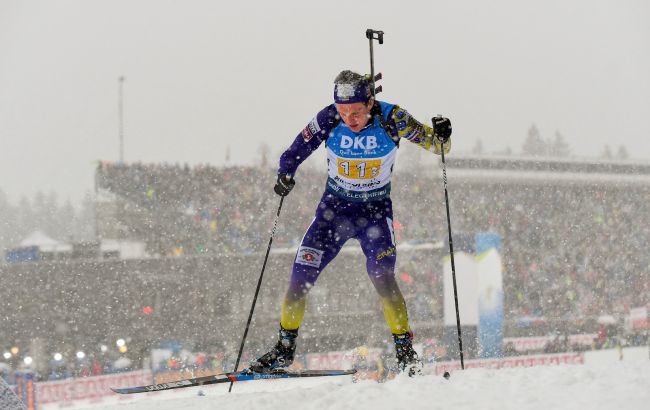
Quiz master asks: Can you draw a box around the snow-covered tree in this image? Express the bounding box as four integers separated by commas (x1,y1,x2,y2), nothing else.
522,124,547,156
549,131,570,157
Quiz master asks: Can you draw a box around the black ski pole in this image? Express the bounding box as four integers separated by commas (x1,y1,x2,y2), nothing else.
365,28,384,96
229,194,285,392
436,125,465,371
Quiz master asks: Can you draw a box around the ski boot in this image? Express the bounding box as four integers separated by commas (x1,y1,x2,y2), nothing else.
393,331,423,377
249,327,298,373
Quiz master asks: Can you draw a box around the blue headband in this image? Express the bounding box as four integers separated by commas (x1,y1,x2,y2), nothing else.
334,80,371,104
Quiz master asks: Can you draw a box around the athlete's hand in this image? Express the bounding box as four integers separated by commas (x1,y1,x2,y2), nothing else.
432,116,452,144
274,174,296,196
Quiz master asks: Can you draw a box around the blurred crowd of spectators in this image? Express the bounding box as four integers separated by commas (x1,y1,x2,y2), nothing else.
451,182,650,327
94,161,452,255
95,161,650,328
1,157,648,385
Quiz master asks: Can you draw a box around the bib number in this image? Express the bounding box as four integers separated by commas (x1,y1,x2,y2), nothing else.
338,159,381,180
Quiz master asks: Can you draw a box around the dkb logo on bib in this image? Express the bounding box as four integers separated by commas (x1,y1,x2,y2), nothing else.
340,135,378,150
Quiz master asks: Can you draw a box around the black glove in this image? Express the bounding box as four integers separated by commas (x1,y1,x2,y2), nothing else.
274,174,295,196
432,116,452,144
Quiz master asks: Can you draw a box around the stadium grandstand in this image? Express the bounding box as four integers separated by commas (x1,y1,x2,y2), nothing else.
91,155,650,325
1,154,648,380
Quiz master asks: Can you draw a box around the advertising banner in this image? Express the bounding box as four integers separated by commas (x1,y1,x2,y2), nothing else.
476,233,503,358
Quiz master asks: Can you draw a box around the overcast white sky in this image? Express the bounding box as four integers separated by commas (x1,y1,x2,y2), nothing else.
1,0,649,205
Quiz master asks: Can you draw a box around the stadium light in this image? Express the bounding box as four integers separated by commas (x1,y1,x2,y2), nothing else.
2,352,10,360
23,356,33,366
10,347,19,355
53,353,63,361
76,351,86,360
116,338,126,347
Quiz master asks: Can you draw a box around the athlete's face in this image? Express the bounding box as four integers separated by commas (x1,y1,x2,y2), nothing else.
336,99,374,133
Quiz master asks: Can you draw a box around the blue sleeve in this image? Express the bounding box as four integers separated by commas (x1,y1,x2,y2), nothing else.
278,105,338,176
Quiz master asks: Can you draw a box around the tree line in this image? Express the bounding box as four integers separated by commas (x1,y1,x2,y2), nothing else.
0,189,95,252
471,124,629,160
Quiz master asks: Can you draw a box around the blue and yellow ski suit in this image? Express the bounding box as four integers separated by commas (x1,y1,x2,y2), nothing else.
277,101,450,334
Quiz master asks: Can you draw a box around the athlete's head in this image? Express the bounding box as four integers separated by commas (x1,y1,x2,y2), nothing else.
334,70,374,133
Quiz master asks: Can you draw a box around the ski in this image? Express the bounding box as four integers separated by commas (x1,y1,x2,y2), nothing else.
111,368,356,394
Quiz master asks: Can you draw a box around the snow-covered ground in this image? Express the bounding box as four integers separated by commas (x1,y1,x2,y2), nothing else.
77,353,649,410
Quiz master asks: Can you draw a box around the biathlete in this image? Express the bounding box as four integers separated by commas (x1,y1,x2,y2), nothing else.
251,70,452,376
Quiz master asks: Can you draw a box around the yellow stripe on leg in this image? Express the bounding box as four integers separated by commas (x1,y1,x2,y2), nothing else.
280,296,306,331
382,295,410,334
